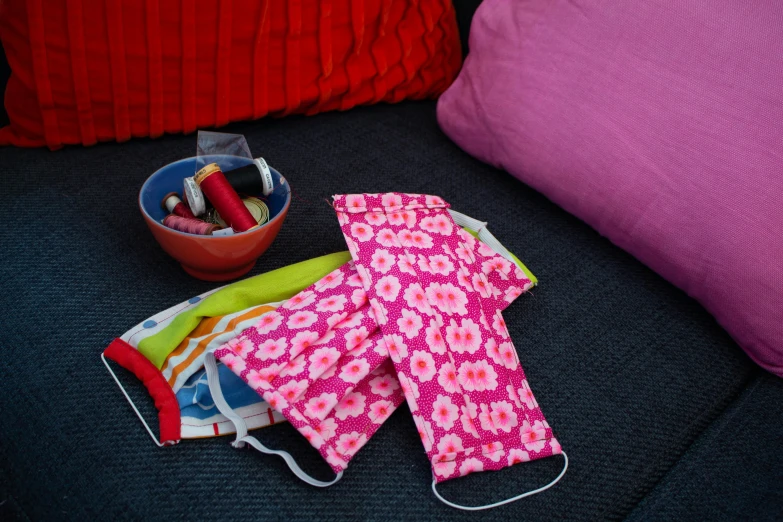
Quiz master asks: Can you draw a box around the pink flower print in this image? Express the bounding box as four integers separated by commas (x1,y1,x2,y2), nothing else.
262,390,289,412
431,214,453,235
344,327,370,351
345,194,366,210
255,311,283,334
336,310,364,330
507,448,531,466
382,193,403,207
518,380,539,410
410,230,434,249
486,338,503,366
397,229,414,246
425,282,449,312
347,337,372,357
456,269,472,289
308,347,341,379
365,212,387,226
482,441,504,462
458,360,498,392
504,285,525,303
284,290,317,310
325,446,347,469
460,402,480,438
431,394,459,430
337,431,368,457
457,228,477,247
425,195,445,206
383,334,409,361
471,273,494,298
287,310,318,329
316,294,347,313
339,358,370,384
304,392,339,419
370,248,394,274
222,353,246,375
288,408,306,423
335,391,366,420
398,371,421,400
479,310,490,330
458,458,484,477
507,384,523,409
255,338,287,361
319,269,345,290
290,330,319,357
278,379,308,403
368,399,394,424
433,459,456,478
337,211,349,226
387,210,406,226
397,308,423,339
498,342,518,370
348,289,366,309
550,438,562,454
436,434,464,455
478,403,498,435
442,283,468,315
416,254,433,274
319,364,337,380
428,254,454,275
299,426,323,449
489,401,519,433
413,415,434,451
446,318,482,354
492,313,510,339
419,216,438,234
375,228,399,248
477,241,496,257
455,243,475,264
369,299,388,325
482,256,512,276
397,253,417,276
369,374,400,397
315,418,337,440
410,350,437,382
279,355,306,378
520,420,547,452
425,319,446,355
326,312,348,328
375,275,401,302
403,283,430,315
437,362,459,394
226,338,253,358
346,272,363,287
246,368,273,391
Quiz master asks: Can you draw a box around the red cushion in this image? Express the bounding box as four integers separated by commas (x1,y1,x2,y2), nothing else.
0,0,461,149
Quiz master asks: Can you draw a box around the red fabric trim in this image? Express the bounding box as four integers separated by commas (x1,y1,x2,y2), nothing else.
105,0,131,142
26,0,62,149
104,338,181,445
215,0,232,127
180,0,196,134
66,0,97,145
145,0,164,138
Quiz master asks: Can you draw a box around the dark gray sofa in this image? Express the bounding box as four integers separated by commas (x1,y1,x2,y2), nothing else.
1,3,780,520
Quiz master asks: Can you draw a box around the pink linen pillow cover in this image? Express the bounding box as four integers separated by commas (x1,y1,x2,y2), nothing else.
437,0,783,376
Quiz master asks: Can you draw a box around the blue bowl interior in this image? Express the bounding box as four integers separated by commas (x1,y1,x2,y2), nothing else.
140,155,289,227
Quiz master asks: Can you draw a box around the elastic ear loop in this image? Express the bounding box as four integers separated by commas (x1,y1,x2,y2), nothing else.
204,353,343,488
448,210,516,264
431,451,569,511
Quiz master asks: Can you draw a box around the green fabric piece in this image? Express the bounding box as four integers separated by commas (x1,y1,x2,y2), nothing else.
138,252,352,368
463,228,538,285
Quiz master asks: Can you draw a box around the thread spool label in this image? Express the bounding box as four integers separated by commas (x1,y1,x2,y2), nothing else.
183,177,207,216
212,227,235,237
254,157,274,196
194,163,222,185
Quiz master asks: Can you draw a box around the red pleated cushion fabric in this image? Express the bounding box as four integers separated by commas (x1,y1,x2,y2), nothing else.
0,0,461,149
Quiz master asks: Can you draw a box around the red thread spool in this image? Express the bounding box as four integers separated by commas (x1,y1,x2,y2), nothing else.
161,192,196,219
162,214,222,235
194,163,259,233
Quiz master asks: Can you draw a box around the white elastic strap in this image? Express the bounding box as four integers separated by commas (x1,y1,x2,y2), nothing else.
204,353,343,488
448,210,516,264
431,451,569,511
101,353,172,448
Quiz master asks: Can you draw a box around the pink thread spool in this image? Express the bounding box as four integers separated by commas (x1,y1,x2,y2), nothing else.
162,215,222,235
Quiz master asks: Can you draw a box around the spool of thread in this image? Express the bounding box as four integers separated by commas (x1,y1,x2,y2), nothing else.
161,192,196,219
194,163,259,232
215,197,270,228
183,157,274,216
162,215,222,235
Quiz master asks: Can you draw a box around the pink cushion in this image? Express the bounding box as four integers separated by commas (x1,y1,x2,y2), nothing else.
437,0,783,376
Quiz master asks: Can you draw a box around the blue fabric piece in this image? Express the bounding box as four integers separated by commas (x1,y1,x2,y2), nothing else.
177,364,263,420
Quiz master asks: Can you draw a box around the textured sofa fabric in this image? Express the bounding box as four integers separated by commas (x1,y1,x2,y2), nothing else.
1,102,781,520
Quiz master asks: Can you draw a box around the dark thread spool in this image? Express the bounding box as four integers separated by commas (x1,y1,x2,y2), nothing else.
161,192,196,219
162,214,222,235
194,163,259,233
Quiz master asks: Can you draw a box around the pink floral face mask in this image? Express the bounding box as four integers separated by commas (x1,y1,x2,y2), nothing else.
207,194,567,509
